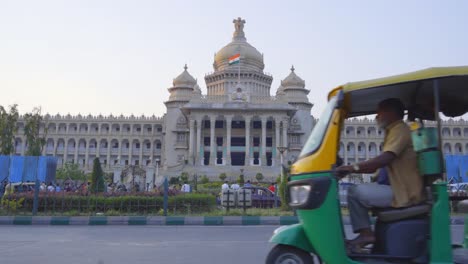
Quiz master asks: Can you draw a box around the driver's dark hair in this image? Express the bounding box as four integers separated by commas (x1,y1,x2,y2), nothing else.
378,98,405,119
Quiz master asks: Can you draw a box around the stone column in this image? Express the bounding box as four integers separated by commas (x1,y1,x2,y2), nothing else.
343,141,348,165
106,140,111,169
282,118,289,157
85,139,89,170
196,118,202,165
150,141,154,162
210,117,216,165
225,115,232,165
139,140,144,166
261,117,267,166
275,118,281,162
244,116,251,165
188,119,195,164
63,140,68,163
118,139,122,166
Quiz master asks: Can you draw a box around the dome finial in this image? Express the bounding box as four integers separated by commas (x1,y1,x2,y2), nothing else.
291,65,295,72
233,17,246,41
184,64,188,71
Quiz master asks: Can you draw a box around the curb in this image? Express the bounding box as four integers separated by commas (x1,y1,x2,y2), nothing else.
0,216,465,226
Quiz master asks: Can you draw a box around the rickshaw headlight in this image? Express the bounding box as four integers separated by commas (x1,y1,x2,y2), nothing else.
290,185,311,205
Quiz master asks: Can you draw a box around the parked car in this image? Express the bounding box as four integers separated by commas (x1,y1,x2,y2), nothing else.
239,186,281,208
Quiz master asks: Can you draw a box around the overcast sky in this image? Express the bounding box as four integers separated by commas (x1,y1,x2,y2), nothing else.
1,0,467,118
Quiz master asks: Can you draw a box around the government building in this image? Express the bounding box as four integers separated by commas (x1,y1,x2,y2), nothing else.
12,18,468,187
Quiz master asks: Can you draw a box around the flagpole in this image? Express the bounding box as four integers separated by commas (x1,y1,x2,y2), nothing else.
238,46,241,87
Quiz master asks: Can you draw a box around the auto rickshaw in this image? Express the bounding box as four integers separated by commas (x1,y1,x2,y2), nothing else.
266,66,468,263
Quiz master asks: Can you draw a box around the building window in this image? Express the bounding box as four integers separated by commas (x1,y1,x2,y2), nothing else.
135,160,139,165
146,160,151,166
135,143,140,149
204,137,210,146
253,152,259,165
125,160,129,165
127,127,130,132
217,152,222,164
267,121,273,129
147,127,152,132
156,143,161,149
146,143,151,149
253,137,260,147
231,121,245,129
266,137,273,147
216,137,223,146
253,121,261,129
215,121,224,129
157,127,162,132
204,120,211,129
136,128,141,132
177,133,186,143
126,143,130,148
116,127,120,131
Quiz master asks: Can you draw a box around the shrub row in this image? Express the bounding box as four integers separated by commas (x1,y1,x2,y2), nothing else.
3,193,216,214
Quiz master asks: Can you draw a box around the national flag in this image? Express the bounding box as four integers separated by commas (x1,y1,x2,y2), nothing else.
228,54,240,65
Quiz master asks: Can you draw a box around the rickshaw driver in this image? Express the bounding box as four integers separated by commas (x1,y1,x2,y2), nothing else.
336,98,426,251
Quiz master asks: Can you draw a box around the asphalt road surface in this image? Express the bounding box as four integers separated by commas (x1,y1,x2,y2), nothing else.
0,225,464,264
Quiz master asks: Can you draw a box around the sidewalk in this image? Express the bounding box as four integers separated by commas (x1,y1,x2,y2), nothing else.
0,215,465,226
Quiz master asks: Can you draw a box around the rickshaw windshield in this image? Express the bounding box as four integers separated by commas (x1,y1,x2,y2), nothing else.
299,96,338,159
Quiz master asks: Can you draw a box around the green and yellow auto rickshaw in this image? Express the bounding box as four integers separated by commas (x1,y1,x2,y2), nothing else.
267,66,468,263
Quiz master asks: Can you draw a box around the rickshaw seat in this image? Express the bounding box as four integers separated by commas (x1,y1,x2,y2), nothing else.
374,204,430,222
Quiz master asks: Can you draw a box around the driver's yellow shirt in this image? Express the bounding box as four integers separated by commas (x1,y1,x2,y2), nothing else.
383,120,425,207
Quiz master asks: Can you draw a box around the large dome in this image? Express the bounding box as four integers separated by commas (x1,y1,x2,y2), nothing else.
213,18,264,71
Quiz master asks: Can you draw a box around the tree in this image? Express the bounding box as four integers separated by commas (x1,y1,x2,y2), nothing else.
255,173,264,182
219,173,227,182
200,175,209,184
24,107,47,156
0,104,19,155
238,173,245,185
180,172,189,183
56,162,87,181
90,158,105,193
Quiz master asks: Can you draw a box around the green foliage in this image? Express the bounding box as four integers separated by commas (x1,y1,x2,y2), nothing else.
279,169,290,210
238,174,245,185
169,177,180,185
90,158,105,193
0,104,19,155
180,172,189,183
56,162,87,181
1,197,24,211
192,174,198,192
200,175,209,184
218,173,227,181
24,107,47,156
13,193,216,214
255,173,264,182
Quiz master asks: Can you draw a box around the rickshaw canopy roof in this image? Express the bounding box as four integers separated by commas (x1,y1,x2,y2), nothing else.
330,66,468,119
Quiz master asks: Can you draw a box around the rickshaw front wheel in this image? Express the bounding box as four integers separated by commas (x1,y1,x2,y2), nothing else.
265,245,317,264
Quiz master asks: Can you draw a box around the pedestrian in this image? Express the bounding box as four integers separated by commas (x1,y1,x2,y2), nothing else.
181,181,191,193
230,182,240,190
268,182,276,193
55,184,61,192
221,181,229,191
244,180,252,187
47,182,55,192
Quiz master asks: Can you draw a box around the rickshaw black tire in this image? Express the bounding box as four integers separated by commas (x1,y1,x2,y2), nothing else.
266,244,318,264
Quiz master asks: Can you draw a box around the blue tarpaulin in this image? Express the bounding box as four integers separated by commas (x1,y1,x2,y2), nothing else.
0,156,57,183
445,155,468,183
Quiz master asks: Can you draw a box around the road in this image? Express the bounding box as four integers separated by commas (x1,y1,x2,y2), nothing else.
0,225,464,264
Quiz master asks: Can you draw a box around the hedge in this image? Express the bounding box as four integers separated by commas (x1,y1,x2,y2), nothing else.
3,193,216,214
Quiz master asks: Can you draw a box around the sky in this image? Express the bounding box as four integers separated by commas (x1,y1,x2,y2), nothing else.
1,0,467,118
